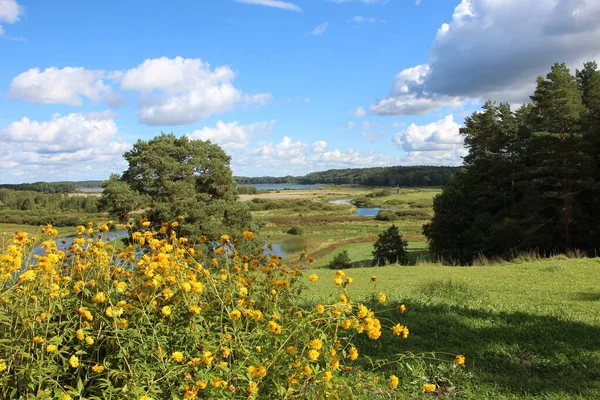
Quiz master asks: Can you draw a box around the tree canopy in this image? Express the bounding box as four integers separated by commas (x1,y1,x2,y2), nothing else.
100,133,254,240
424,61,600,263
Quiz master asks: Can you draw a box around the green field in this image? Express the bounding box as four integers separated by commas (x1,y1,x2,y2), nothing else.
0,223,78,238
300,258,600,399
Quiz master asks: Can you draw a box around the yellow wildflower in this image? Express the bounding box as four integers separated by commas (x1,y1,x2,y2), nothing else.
454,354,466,367
379,292,387,303
389,375,399,389
92,292,106,303
308,274,318,282
196,380,207,390
307,349,320,361
348,346,358,361
323,371,333,383
309,338,323,350
230,309,242,320
248,381,259,394
32,336,45,344
0,360,6,372
92,364,105,373
397,304,407,313
243,231,255,240
423,383,436,392
46,344,57,353
220,234,230,244
69,355,79,368
315,304,325,314
286,346,297,355
161,305,172,317
268,320,282,334
85,336,94,345
171,351,184,362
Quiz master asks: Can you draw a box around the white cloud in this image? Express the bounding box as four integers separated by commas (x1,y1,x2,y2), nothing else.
120,56,269,126
350,106,367,117
9,67,111,106
186,120,275,150
348,121,355,130
0,112,132,182
392,114,466,165
233,0,302,12
1,112,118,152
371,0,600,116
0,0,23,36
362,121,376,129
307,22,328,36
347,16,384,24
312,140,328,153
232,136,401,176
328,0,388,4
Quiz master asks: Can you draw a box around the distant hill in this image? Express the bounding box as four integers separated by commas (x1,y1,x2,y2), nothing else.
235,165,460,187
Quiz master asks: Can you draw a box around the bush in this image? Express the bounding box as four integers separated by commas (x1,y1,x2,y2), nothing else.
375,210,399,221
366,188,392,198
372,225,409,266
327,250,353,269
352,198,376,208
286,226,304,235
236,186,258,194
0,223,462,398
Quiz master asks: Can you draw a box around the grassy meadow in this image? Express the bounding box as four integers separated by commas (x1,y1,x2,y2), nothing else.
301,258,600,399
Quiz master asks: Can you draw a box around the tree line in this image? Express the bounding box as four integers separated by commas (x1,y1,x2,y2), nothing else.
235,166,458,187
425,61,600,263
0,182,77,194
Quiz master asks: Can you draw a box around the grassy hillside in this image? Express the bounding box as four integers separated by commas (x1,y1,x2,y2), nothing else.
300,258,600,399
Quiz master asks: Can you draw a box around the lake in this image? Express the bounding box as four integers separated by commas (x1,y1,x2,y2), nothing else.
328,199,381,217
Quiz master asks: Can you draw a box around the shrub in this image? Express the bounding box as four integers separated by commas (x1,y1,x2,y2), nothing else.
375,210,399,221
352,198,376,208
286,226,304,235
372,225,409,266
327,250,352,269
0,223,463,398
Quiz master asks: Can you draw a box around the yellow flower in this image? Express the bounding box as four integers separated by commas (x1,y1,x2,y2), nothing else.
248,365,267,378
139,396,153,400
202,351,215,365
379,293,387,303
85,336,94,345
46,344,57,353
286,346,297,355
196,380,207,390
76,329,85,341
389,375,399,389
61,396,72,400
98,224,109,233
309,338,323,350
315,304,325,314
0,360,6,372
339,294,348,304
423,383,436,392
454,354,466,367
243,231,255,240
220,234,230,244
230,309,242,320
171,351,184,362
307,349,320,361
333,276,343,286
222,347,231,358
248,381,259,394
105,306,123,318
397,304,407,313
392,323,404,336
268,320,282,334
161,306,172,317
308,274,318,282
189,305,201,315
92,364,105,373
348,346,358,361
69,355,79,368
370,275,377,282
32,336,45,344
323,371,333,383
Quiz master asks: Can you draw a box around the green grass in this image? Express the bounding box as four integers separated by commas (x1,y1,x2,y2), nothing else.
0,223,78,238
299,258,600,399
314,241,430,268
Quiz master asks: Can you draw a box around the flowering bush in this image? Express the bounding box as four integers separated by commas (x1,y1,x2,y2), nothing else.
0,222,464,399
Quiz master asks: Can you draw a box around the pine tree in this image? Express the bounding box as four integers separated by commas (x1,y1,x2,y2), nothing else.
372,225,408,266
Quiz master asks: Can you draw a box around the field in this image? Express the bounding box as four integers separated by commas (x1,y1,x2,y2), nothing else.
301,258,600,399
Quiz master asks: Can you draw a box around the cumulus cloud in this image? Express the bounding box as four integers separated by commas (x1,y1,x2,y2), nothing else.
307,22,328,36
371,0,600,116
10,57,271,126
0,0,23,36
233,0,302,12
10,67,112,106
0,112,131,182
232,136,401,176
186,120,275,150
350,106,367,117
393,114,466,164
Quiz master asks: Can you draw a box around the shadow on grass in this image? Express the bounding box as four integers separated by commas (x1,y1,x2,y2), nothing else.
351,299,600,398
571,292,600,301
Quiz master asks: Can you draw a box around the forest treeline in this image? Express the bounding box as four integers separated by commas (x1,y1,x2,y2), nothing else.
425,61,600,263
0,189,100,226
0,182,77,193
235,166,459,187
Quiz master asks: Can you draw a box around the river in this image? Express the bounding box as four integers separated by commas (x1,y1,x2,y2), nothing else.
328,199,380,217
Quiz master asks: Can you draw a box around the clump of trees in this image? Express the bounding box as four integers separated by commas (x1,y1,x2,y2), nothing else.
425,61,600,264
328,250,352,269
100,133,254,240
372,225,409,266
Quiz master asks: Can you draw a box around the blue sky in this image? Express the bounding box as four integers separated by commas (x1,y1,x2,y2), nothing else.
1,0,599,183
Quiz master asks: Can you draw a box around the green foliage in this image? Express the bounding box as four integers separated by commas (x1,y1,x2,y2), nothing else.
0,181,76,193
372,225,409,266
100,133,254,240
374,210,399,221
327,250,352,269
236,185,258,194
286,226,304,235
425,61,600,263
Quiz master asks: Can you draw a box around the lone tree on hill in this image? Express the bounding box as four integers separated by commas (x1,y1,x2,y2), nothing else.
372,225,409,266
100,133,254,240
